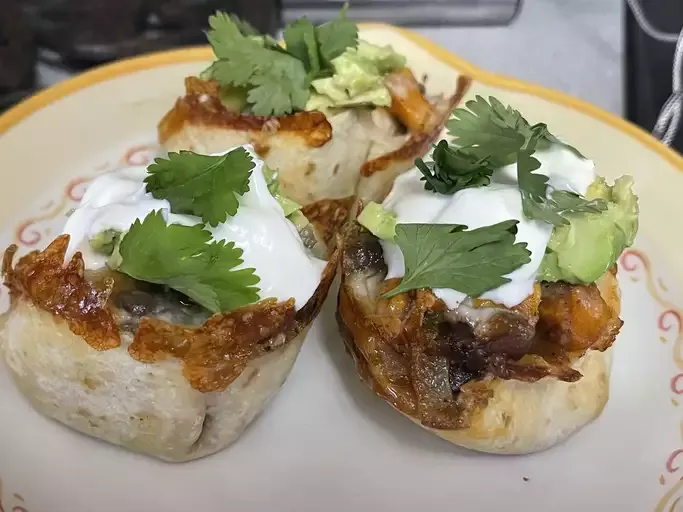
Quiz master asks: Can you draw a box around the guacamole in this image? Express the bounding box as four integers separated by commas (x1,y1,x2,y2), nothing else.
538,175,639,284
306,41,407,111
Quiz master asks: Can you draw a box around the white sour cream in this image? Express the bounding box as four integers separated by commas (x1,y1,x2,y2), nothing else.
62,145,326,310
381,144,596,309
495,143,595,196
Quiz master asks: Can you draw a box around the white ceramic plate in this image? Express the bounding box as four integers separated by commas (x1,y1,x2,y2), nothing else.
1,25,682,512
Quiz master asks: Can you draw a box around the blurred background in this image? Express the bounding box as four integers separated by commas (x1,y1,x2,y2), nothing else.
0,0,681,151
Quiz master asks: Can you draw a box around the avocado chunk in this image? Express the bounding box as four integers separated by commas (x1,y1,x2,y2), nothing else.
262,165,303,217
218,85,249,113
539,175,639,283
357,201,397,240
307,40,406,111
89,229,121,255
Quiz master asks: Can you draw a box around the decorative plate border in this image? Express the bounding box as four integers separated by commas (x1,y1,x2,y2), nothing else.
0,476,28,512
10,144,157,249
620,249,683,511
0,24,682,512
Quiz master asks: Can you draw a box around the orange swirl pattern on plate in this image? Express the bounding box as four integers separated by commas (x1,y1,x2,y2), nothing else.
10,144,158,250
620,249,683,511
0,476,29,512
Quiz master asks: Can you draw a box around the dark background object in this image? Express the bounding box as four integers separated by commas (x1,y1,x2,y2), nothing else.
22,0,281,71
281,0,520,27
625,0,683,153
0,0,37,110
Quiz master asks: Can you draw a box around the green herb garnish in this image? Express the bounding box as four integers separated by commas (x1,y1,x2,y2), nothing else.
418,95,603,225
145,147,254,227
415,140,495,195
447,96,584,165
517,150,607,227
311,5,358,68
204,7,357,116
284,5,357,79
118,211,260,313
382,221,531,298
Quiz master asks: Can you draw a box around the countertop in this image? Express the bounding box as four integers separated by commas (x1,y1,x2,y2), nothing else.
414,0,623,115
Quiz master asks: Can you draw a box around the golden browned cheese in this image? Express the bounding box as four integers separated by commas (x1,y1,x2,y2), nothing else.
537,280,623,352
2,221,342,393
385,68,438,134
130,299,297,392
2,236,120,350
336,222,622,430
360,75,472,178
301,196,356,249
338,283,494,430
158,77,333,148
369,278,414,341
473,283,541,321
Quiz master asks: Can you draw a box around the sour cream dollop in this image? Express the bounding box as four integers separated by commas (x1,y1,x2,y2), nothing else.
381,145,596,309
63,145,326,310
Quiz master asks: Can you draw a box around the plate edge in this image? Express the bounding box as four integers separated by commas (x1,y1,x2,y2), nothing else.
0,23,680,174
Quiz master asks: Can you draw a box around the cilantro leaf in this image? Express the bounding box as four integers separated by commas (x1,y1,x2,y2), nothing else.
550,190,607,214
415,140,495,195
447,95,586,165
118,211,260,313
205,12,310,116
315,4,358,66
145,148,254,227
447,95,528,167
206,11,246,59
528,122,585,159
228,15,260,37
516,150,566,226
383,221,531,299
516,150,607,226
247,59,310,116
284,17,322,77
283,5,357,79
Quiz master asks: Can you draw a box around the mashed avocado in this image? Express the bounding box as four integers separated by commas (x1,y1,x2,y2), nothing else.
263,165,303,217
538,176,639,284
357,201,397,240
218,85,249,113
89,229,121,255
306,41,407,112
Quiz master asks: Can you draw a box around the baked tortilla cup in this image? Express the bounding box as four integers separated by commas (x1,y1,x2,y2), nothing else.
0,212,340,462
337,222,622,454
159,73,472,206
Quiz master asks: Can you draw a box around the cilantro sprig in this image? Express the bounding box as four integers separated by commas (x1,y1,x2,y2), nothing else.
447,96,585,165
145,147,254,227
117,211,260,313
516,150,607,226
203,7,358,116
383,221,531,298
415,140,495,195
415,95,605,226
284,5,358,79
